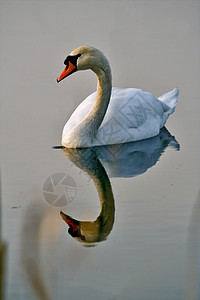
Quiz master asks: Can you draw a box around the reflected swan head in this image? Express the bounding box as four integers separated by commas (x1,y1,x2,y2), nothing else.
60,211,112,245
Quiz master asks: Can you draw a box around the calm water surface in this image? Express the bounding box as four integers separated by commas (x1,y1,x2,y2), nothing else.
1,121,199,300
1,1,199,300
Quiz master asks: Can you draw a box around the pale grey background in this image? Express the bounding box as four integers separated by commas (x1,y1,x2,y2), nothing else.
1,1,200,300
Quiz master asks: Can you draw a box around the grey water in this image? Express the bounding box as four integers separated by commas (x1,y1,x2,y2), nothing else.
1,1,200,300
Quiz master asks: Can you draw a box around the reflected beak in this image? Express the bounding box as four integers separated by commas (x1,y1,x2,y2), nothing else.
60,211,79,233
57,61,77,83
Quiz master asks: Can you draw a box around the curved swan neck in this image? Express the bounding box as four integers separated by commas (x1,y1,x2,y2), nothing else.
95,67,112,119
62,50,112,148
80,63,112,140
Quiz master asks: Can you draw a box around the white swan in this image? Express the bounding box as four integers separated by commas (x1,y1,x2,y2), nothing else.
57,46,179,148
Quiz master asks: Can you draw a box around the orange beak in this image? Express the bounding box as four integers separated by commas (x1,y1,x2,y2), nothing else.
57,61,77,83
60,211,79,233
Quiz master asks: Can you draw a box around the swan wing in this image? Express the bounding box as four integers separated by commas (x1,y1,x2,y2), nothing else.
95,88,165,145
62,88,178,146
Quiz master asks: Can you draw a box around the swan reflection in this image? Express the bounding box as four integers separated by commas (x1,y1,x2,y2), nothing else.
95,127,179,178
61,147,115,246
61,127,179,245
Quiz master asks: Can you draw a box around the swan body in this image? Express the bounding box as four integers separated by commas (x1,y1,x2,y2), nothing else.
57,46,178,148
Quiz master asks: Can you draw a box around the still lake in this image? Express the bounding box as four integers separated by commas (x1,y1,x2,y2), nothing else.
1,1,199,300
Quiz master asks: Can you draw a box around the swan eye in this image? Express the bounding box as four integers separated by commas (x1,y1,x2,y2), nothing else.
64,53,82,66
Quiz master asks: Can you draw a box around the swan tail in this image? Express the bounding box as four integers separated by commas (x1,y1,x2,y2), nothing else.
160,127,180,151
168,138,180,151
158,88,179,114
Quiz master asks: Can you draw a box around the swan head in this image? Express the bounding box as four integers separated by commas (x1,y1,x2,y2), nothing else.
57,46,110,83
60,210,112,245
